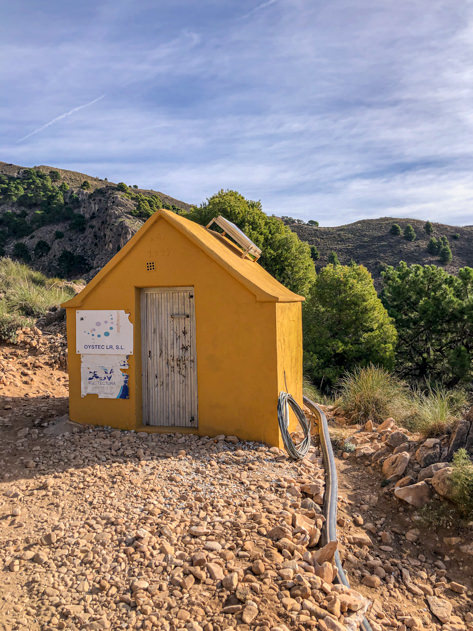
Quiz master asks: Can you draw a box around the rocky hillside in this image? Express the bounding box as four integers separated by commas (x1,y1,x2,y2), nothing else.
0,162,192,280
2,161,472,285
289,217,473,282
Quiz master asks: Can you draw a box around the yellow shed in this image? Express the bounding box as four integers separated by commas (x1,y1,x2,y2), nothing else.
62,210,304,447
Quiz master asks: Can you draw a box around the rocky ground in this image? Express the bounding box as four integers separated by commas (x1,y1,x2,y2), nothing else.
0,330,472,631
331,416,473,631
0,414,369,631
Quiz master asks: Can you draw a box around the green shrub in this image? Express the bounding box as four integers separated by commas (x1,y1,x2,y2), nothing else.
0,170,79,233
34,240,50,258
310,245,320,261
382,263,473,385
117,182,129,192
336,365,410,423
424,221,433,235
57,250,89,276
390,223,402,236
308,220,319,226
69,214,86,232
303,264,397,390
13,242,31,262
450,449,473,518
418,498,459,528
440,244,452,264
80,180,91,190
453,233,460,240
404,224,416,241
427,237,440,255
405,387,467,436
328,251,340,265
54,230,64,239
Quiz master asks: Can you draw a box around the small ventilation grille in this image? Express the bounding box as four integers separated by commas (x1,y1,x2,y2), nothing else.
146,261,156,271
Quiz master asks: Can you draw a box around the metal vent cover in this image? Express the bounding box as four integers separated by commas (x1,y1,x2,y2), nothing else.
146,261,156,271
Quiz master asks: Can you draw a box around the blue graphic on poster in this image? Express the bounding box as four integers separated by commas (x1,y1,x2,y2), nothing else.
81,355,129,399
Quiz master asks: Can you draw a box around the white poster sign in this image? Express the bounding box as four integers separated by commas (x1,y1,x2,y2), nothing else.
81,355,129,399
76,310,133,355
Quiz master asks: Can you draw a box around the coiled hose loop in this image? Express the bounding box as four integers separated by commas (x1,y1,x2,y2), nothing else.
277,391,311,459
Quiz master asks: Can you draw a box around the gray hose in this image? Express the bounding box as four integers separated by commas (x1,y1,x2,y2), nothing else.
303,395,373,631
277,391,311,459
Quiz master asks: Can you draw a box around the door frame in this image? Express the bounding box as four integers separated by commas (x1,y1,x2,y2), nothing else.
140,286,198,428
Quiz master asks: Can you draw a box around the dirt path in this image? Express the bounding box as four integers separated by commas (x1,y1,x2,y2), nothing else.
334,430,473,631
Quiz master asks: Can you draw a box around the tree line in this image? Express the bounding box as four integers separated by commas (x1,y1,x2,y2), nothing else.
2,179,470,392
191,190,472,392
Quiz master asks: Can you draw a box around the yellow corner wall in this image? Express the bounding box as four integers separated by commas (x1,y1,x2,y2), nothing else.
276,302,303,435
66,215,300,446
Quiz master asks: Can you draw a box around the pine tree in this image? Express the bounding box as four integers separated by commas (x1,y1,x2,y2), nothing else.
303,264,397,389
427,237,439,255
310,245,320,261
439,245,452,264
404,225,416,241
328,251,340,265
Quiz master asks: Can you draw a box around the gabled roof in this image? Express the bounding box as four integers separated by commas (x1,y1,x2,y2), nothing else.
62,210,304,307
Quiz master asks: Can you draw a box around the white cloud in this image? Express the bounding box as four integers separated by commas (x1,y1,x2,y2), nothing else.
1,1,473,225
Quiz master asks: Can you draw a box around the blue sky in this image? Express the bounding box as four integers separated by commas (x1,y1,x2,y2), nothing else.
1,1,473,226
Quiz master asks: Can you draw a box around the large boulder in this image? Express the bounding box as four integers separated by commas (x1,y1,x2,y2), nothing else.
377,418,395,432
393,441,417,455
394,481,431,508
446,419,473,460
382,452,410,480
418,461,449,482
427,596,452,623
372,446,391,463
385,431,410,449
415,438,441,467
431,466,455,500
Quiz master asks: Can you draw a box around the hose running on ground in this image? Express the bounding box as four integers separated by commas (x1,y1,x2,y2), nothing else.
277,391,311,459
303,395,373,631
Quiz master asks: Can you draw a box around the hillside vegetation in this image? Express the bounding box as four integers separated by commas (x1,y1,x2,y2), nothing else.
0,161,191,281
0,257,76,342
2,161,471,289
288,217,473,285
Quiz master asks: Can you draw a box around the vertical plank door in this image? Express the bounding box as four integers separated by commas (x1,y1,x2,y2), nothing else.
141,287,198,427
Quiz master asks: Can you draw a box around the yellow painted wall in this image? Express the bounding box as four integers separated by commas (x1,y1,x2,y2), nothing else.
66,215,301,446
276,302,303,434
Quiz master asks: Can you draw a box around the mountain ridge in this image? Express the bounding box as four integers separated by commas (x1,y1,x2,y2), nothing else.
1,161,472,284
287,215,473,284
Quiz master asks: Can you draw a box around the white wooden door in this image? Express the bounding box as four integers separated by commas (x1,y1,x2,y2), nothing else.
141,287,198,427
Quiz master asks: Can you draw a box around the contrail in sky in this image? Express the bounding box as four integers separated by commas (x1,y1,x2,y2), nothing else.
239,0,278,20
17,94,105,143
